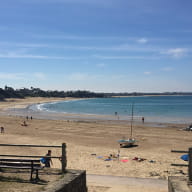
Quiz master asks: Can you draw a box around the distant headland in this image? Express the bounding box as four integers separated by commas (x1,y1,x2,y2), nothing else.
0,85,192,101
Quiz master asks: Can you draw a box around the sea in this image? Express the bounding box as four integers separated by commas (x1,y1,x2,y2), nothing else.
31,95,192,124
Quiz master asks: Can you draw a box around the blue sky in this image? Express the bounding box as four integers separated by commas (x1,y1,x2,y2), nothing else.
0,0,192,93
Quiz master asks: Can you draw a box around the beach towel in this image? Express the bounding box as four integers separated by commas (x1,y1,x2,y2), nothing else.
121,159,128,162
181,154,189,161
104,158,112,161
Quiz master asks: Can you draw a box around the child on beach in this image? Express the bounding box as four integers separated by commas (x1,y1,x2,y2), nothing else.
42,150,53,168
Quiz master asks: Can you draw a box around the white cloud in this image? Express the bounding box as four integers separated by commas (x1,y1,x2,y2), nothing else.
0,53,84,60
0,53,48,59
162,48,187,58
144,71,151,75
137,38,148,44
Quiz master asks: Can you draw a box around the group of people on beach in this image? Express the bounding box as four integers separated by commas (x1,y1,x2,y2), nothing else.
26,116,33,120
21,116,33,126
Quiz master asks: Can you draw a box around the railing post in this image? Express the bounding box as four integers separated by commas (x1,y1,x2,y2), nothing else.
189,147,192,182
61,143,67,173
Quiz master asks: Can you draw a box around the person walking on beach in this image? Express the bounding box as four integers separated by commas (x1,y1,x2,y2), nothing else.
1,126,5,134
142,117,145,123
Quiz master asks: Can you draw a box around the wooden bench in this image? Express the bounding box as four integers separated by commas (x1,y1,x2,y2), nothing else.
0,158,43,181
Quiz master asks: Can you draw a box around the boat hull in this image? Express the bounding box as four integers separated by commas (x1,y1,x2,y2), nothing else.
118,139,136,147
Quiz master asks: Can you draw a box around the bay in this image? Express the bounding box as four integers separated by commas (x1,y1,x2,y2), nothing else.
34,95,192,124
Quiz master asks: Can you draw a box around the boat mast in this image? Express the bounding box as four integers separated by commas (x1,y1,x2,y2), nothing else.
130,103,134,138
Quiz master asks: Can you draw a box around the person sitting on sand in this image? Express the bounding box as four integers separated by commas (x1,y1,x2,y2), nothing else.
21,121,27,126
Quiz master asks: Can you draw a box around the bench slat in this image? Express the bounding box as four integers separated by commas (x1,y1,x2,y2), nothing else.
0,165,43,169
0,159,40,162
0,162,41,167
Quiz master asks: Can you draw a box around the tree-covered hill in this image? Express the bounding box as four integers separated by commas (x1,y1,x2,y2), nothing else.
0,86,191,101
0,86,105,101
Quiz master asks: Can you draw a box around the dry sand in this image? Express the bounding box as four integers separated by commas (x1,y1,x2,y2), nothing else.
0,97,191,192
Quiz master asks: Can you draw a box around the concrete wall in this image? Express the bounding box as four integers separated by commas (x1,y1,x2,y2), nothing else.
43,169,87,192
168,176,191,192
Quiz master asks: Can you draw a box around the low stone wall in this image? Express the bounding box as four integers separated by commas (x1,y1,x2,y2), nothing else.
43,169,87,192
168,176,191,192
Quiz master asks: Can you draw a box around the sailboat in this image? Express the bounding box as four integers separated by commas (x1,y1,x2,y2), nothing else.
118,103,137,147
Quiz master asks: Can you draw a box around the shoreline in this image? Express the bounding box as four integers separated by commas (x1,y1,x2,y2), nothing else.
0,97,190,125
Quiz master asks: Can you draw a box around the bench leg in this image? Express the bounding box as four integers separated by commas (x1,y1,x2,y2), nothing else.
36,170,39,180
30,169,33,181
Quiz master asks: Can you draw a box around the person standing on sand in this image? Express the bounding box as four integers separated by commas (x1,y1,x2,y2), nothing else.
142,117,145,123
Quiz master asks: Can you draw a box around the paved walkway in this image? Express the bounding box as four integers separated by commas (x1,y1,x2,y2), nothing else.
87,174,168,192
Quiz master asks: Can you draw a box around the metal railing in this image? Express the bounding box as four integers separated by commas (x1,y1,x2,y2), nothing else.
171,147,192,182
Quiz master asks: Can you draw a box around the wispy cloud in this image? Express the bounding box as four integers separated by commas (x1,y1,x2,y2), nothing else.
0,73,25,80
68,72,89,81
96,63,106,68
0,53,84,60
0,42,49,48
0,72,47,81
33,34,153,42
93,54,159,60
162,48,188,58
137,38,148,44
144,71,151,75
0,42,159,53
162,67,174,71
0,53,47,59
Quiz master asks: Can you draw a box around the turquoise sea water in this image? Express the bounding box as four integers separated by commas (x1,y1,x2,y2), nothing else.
34,96,192,124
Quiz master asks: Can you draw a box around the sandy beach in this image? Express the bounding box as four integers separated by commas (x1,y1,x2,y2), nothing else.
0,97,191,191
